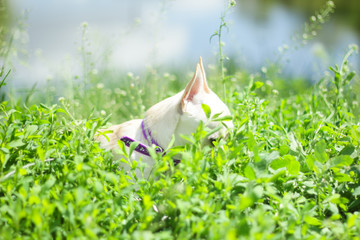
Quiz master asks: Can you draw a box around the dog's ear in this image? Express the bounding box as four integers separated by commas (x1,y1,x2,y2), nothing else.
181,57,210,112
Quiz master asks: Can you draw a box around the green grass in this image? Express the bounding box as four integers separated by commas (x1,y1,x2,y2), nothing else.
1,1,360,238
0,43,359,239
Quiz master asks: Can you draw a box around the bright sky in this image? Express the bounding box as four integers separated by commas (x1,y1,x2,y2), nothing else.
8,0,359,87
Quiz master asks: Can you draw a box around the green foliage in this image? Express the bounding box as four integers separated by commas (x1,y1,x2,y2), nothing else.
0,43,359,239
210,0,237,101
1,1,360,238
298,0,335,45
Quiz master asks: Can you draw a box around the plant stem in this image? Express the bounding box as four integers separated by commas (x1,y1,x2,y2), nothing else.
218,18,226,102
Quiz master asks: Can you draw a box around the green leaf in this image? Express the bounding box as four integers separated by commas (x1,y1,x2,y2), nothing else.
279,143,289,156
180,134,196,144
166,134,176,150
239,196,254,211
334,173,353,182
320,126,336,135
269,169,286,182
8,139,25,148
304,216,322,226
94,181,103,194
271,155,300,175
250,81,264,91
19,168,27,176
247,132,256,151
212,115,233,122
147,146,158,159
253,145,261,163
129,141,140,157
117,139,129,158
314,140,328,163
54,108,68,115
347,214,358,228
211,112,222,119
43,175,56,190
305,155,315,171
244,165,256,180
143,195,153,210
0,147,9,154
339,145,355,156
37,147,45,161
285,155,300,175
25,125,38,138
344,71,355,83
288,133,298,153
31,211,42,227
202,104,211,119
353,187,360,197
270,158,287,170
204,125,222,139
101,113,112,126
265,151,280,162
330,155,353,168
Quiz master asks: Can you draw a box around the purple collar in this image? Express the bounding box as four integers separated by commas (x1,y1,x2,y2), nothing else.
120,136,162,156
120,120,180,166
141,120,164,152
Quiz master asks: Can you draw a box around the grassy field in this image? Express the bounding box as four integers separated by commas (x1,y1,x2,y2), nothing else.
1,1,360,239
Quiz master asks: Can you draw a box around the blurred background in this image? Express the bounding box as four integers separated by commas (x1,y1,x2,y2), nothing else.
0,0,359,93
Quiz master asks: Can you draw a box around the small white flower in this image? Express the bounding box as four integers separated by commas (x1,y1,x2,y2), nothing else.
266,80,273,87
127,72,134,78
327,1,335,8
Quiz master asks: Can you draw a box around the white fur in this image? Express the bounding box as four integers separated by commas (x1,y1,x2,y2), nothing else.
96,57,233,180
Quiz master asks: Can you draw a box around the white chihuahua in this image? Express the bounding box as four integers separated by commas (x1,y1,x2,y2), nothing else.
96,57,233,179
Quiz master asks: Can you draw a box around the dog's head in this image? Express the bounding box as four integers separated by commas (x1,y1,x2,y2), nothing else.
176,57,233,146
